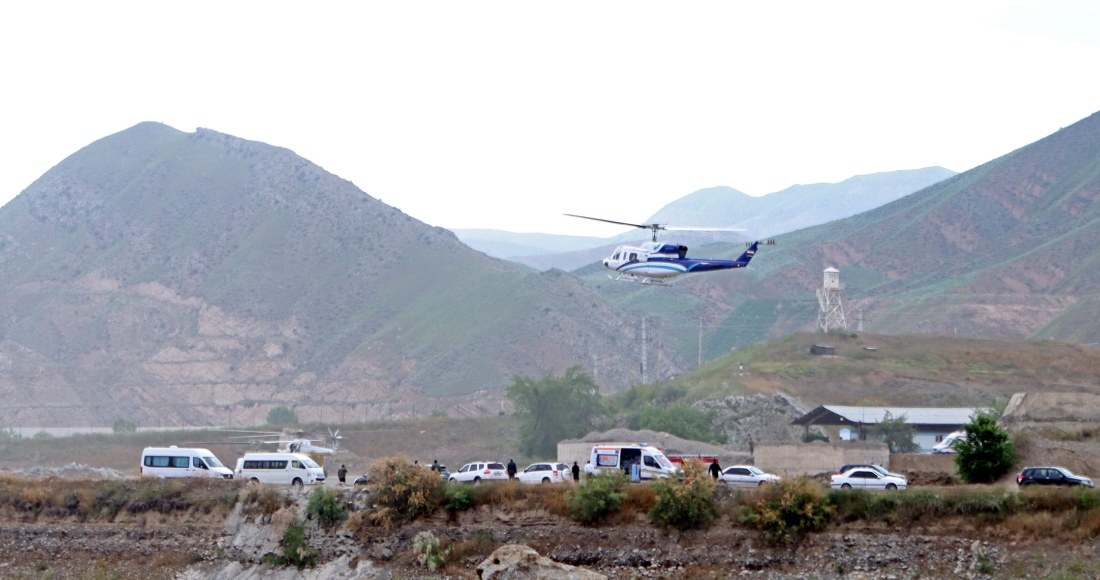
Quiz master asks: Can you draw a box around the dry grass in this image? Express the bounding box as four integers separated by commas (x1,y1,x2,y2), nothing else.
0,476,239,521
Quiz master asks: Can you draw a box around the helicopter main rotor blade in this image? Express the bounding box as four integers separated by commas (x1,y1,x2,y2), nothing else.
663,226,748,232
563,214,656,230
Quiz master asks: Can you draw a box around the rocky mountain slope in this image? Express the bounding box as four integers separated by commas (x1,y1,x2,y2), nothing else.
583,110,1100,359
0,123,682,428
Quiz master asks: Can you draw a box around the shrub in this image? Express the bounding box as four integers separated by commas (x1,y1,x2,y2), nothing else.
112,418,137,433
367,454,444,528
801,431,829,443
566,470,628,524
267,406,299,426
648,460,719,531
738,477,832,545
955,412,1015,483
241,485,292,517
281,519,316,569
444,484,473,512
868,411,919,453
413,531,446,571
640,404,728,444
306,486,348,529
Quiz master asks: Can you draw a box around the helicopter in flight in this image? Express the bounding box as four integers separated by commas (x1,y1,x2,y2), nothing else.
565,214,775,286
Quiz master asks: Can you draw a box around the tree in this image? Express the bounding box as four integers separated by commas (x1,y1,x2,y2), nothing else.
112,417,137,433
267,406,299,426
955,412,1015,483
868,411,919,453
639,403,727,444
507,366,605,457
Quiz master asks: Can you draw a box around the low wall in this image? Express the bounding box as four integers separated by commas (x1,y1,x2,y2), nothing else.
890,453,957,475
754,442,889,476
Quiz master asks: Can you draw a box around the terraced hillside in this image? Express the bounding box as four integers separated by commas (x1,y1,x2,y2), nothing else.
0,123,680,428
583,109,1100,361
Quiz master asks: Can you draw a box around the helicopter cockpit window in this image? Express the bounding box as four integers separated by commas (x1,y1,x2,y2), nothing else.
629,253,637,261
612,252,620,260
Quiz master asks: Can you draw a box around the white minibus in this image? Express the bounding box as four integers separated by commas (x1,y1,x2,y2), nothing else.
141,447,234,479
238,452,325,485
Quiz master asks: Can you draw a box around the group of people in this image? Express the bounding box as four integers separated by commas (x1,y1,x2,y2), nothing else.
502,458,596,482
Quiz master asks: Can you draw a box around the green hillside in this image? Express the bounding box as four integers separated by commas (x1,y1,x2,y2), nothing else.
0,123,672,428
666,332,1100,408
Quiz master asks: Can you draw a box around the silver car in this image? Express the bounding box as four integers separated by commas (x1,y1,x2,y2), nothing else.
718,465,781,488
832,467,907,491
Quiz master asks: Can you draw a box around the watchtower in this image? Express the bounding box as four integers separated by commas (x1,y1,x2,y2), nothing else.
816,267,847,332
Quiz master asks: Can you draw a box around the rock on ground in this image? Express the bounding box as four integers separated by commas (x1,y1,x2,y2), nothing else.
694,393,813,452
177,556,391,580
477,544,606,580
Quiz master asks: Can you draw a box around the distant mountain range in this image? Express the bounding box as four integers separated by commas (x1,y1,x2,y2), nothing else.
0,123,682,428
583,110,1100,362
452,167,956,270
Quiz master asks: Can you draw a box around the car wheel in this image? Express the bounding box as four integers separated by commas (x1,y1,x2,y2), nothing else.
249,478,260,485
542,477,551,485
841,483,852,489
758,481,769,487
473,477,481,485
292,478,303,487
886,483,897,490
448,477,457,483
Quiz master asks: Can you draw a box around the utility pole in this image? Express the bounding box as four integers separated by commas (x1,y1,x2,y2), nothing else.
593,354,598,387
641,318,648,385
857,310,863,332
698,318,703,367
657,339,662,383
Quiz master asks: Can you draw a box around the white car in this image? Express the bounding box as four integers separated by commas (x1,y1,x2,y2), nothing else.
518,462,570,484
449,461,508,484
719,465,781,488
832,467,907,491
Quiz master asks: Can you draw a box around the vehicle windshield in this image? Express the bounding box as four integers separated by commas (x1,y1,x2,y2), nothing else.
748,467,764,475
301,459,320,469
654,453,674,469
1056,468,1075,477
872,465,889,473
203,456,224,468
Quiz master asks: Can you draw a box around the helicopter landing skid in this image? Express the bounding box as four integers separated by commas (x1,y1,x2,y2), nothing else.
608,273,673,287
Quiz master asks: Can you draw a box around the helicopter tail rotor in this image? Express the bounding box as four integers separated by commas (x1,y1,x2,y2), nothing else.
746,239,777,246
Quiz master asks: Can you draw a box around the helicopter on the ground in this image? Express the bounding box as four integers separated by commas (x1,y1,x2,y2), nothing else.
565,214,775,286
223,427,343,455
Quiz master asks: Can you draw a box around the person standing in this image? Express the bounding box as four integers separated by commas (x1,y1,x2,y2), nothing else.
708,458,721,480
431,459,440,472
584,460,595,482
571,461,580,483
338,464,348,485
507,458,517,480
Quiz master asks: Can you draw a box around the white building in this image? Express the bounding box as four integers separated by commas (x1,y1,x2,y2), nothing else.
792,406,980,451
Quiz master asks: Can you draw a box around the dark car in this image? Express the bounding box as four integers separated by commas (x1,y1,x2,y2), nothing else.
1017,467,1094,488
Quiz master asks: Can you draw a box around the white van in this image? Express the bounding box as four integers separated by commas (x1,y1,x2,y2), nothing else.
932,431,967,454
141,447,234,479
238,452,325,485
589,444,678,480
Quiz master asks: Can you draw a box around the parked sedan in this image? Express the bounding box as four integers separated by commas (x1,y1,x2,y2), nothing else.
719,466,781,488
831,468,907,490
449,462,508,484
837,464,907,483
518,463,569,484
1018,467,1094,488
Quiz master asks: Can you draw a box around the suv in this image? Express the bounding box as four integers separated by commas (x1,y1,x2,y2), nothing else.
449,462,508,484
1017,467,1094,488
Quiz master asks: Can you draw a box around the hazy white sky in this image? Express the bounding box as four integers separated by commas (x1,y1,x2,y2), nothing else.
2,1,1098,237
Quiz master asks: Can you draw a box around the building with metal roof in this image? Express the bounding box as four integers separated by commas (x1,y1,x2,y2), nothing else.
792,406,981,451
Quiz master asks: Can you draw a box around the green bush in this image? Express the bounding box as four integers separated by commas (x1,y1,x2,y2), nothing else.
444,484,474,512
640,404,727,444
306,486,349,529
566,470,628,524
955,412,1015,483
647,460,718,531
112,418,137,433
738,477,832,545
282,519,316,569
800,431,829,443
868,411,920,453
266,406,299,426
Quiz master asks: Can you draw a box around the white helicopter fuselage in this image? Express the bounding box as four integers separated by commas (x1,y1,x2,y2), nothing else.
603,242,685,279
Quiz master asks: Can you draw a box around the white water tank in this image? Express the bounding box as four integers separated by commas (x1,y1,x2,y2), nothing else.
823,267,840,290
